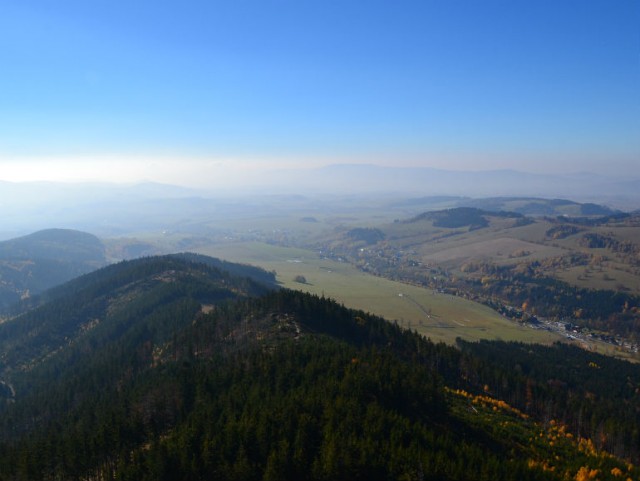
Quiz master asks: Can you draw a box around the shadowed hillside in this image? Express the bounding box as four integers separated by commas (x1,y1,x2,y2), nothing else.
0,229,107,310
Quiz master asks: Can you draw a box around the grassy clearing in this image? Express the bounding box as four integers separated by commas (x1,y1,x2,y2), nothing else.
385,217,567,269
422,237,564,265
194,241,561,345
555,263,640,296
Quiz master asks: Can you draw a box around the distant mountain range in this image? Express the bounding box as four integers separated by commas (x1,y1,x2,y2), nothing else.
280,164,640,201
1,166,638,236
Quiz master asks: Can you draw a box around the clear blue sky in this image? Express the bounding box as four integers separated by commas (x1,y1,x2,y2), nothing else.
0,1,638,185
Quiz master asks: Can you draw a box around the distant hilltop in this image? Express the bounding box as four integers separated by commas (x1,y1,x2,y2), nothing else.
394,197,619,218
0,228,107,310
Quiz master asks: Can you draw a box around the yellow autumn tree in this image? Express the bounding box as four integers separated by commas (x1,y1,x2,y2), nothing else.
575,466,600,481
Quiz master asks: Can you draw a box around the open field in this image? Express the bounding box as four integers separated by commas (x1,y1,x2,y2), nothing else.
421,237,565,266
386,218,564,263
555,263,640,296
326,209,640,297
104,203,640,359
194,241,562,345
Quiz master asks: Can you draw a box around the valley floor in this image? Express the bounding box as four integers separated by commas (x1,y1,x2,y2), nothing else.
194,241,562,346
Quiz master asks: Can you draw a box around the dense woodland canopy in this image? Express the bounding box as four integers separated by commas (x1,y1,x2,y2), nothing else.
0,255,638,480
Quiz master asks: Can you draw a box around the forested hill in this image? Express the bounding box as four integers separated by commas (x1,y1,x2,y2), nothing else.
0,255,638,480
0,228,107,310
14,251,278,312
0,254,276,373
0,229,104,262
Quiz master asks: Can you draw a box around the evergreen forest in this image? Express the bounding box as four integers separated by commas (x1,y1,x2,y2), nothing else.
0,255,638,480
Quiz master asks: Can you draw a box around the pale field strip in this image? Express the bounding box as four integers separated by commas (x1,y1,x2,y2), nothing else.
420,237,564,265
194,241,561,345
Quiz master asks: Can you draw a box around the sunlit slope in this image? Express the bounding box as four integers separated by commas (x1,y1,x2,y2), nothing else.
195,241,560,345
372,209,640,295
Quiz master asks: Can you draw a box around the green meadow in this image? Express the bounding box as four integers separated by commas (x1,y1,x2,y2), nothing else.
194,241,561,345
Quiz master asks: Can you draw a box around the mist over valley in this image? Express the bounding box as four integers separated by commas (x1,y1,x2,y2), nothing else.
1,1,639,478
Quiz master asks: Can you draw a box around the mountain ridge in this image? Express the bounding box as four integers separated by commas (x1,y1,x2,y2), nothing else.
0,254,637,479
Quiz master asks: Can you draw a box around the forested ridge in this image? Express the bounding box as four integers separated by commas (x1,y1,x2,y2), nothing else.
0,255,638,480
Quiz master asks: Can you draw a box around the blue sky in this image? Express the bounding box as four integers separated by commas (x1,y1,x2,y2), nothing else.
0,1,638,185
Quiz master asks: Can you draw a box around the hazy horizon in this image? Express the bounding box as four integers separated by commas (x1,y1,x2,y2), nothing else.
1,1,638,188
